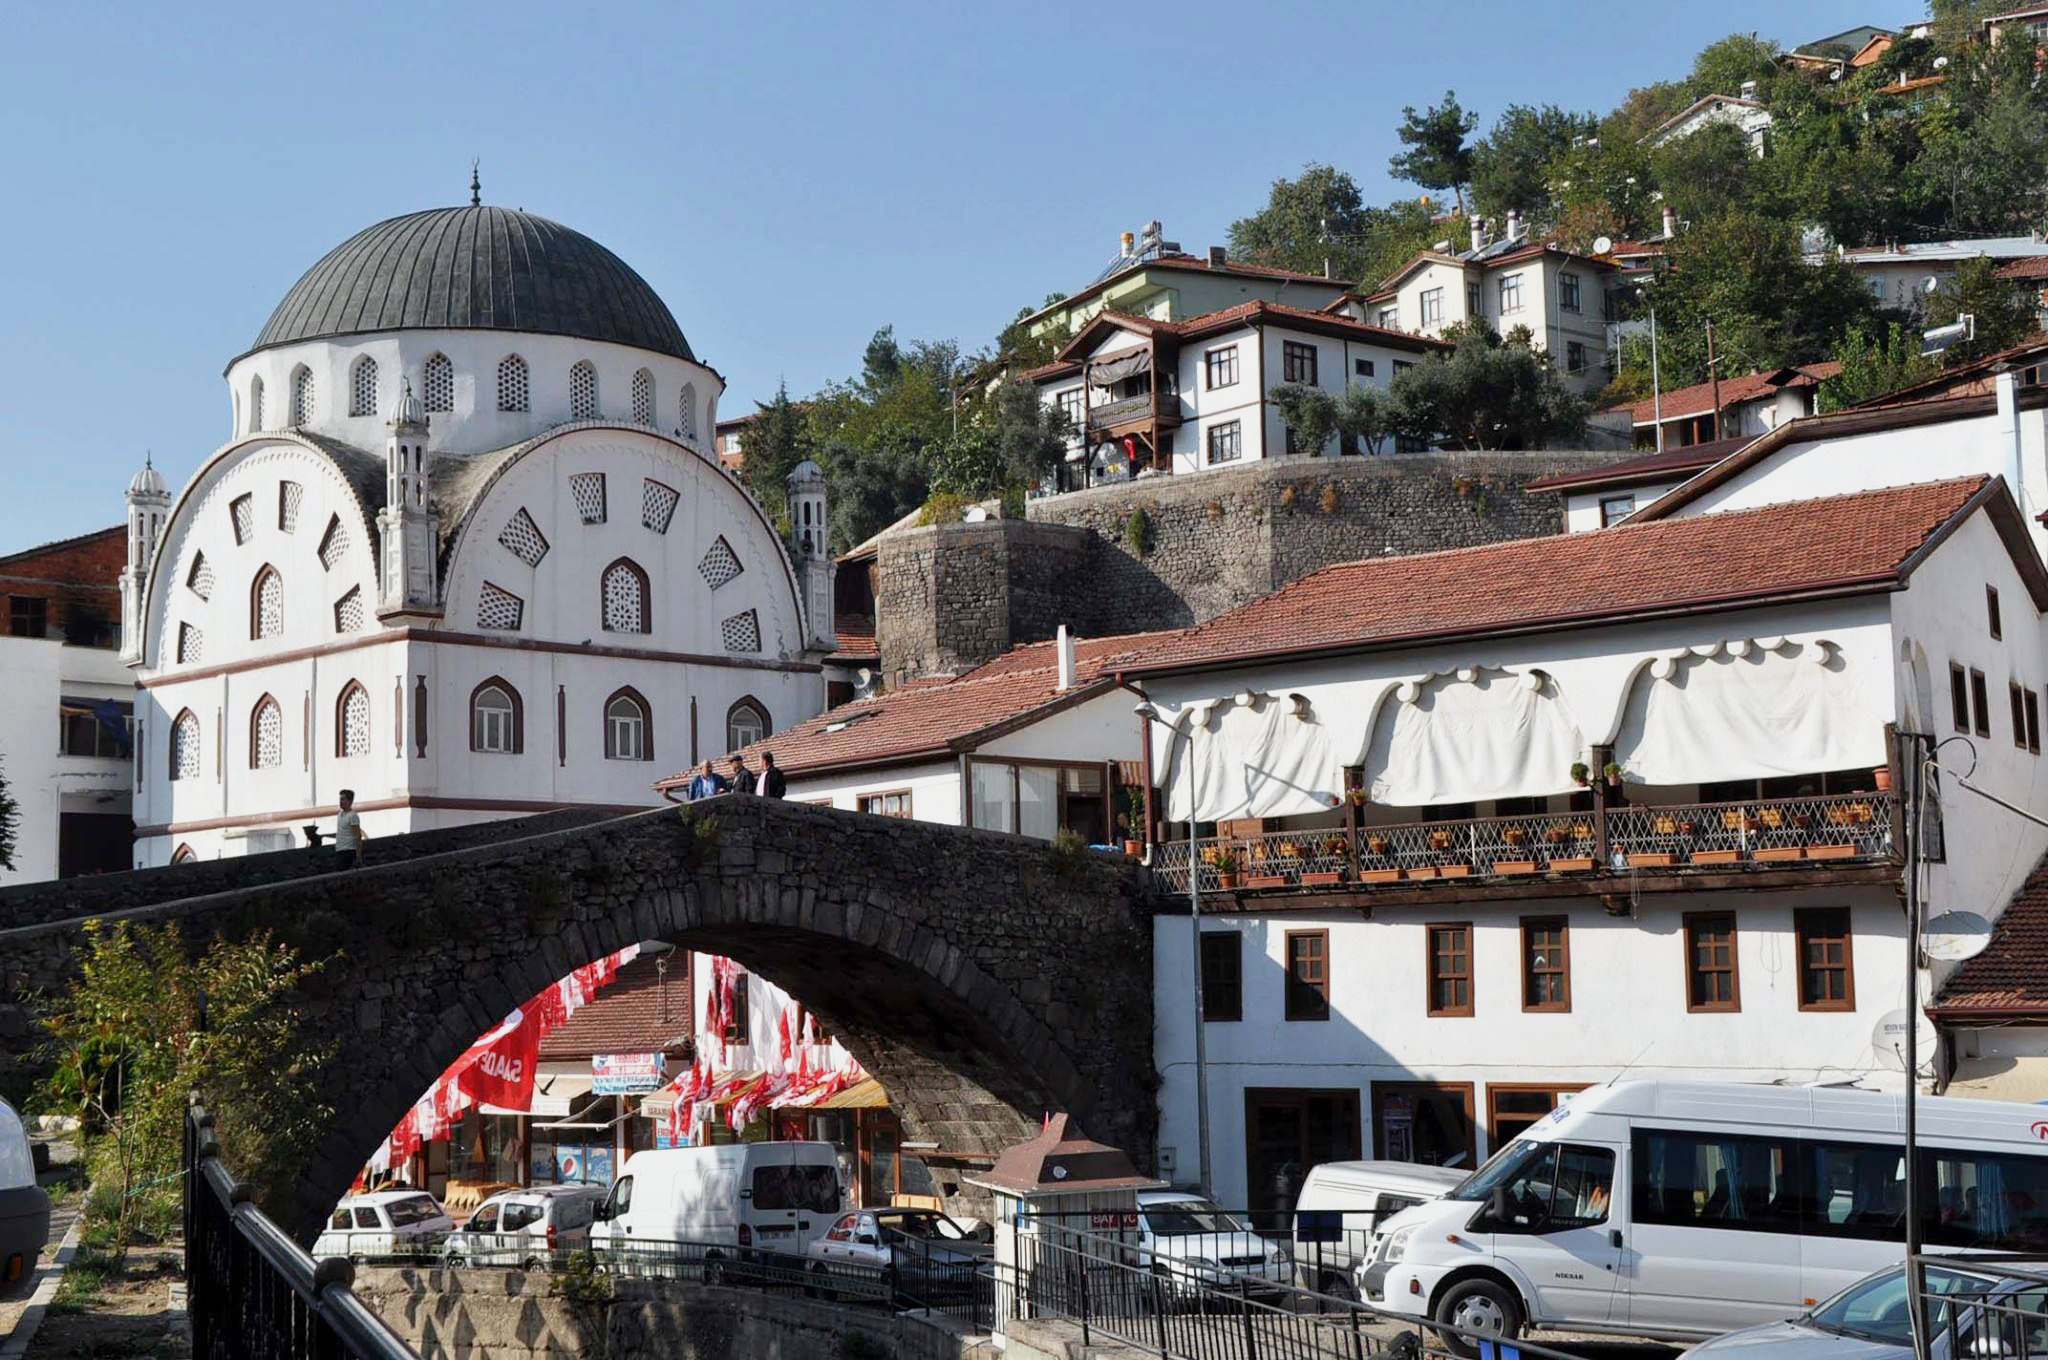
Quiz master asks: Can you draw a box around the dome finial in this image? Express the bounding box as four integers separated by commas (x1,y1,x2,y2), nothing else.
470,159,481,208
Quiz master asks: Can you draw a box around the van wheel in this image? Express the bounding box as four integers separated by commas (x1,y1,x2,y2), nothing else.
1434,1278,1523,1359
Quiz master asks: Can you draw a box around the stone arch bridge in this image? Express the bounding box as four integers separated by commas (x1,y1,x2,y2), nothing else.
0,799,1157,1240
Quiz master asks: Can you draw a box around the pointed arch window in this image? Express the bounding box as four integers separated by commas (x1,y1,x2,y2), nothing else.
170,709,201,781
605,687,652,761
570,361,599,419
250,694,283,769
289,365,315,426
336,681,371,758
348,356,378,417
497,354,529,413
631,369,655,427
600,557,651,633
470,678,522,754
423,353,454,412
250,565,284,640
679,382,698,443
727,698,769,751
248,375,266,432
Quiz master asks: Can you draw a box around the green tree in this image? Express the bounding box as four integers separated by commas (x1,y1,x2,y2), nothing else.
1649,122,1759,225
1228,164,1377,282
1469,104,1596,223
1270,381,1395,456
1816,322,1937,411
930,379,1073,501
1924,256,2041,363
994,294,1073,370
823,440,929,551
737,382,811,525
1686,33,1782,100
1384,323,1591,450
1390,91,1479,215
0,756,16,871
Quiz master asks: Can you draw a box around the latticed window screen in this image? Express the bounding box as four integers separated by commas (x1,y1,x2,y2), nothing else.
698,536,743,590
478,582,524,631
602,561,647,633
187,552,214,601
172,712,200,780
253,568,283,639
249,376,265,431
570,473,607,524
340,685,371,757
570,361,598,419
279,481,302,533
333,587,364,634
318,515,349,571
720,609,761,653
290,367,314,425
631,370,654,426
177,623,203,664
497,355,529,412
679,384,697,442
498,508,550,565
253,699,282,769
350,357,378,417
641,479,679,533
230,494,254,546
423,354,454,412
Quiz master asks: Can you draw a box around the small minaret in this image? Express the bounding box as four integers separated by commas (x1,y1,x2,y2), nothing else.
376,380,442,620
119,455,169,664
786,459,836,651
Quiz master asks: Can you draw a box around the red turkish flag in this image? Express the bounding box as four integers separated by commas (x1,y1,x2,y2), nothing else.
453,1006,541,1111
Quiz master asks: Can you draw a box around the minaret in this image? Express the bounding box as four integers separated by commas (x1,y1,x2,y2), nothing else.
376,380,442,620
786,459,836,651
119,455,169,664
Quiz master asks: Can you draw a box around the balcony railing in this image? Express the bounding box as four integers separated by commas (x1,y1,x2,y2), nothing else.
1087,393,1155,429
1150,791,1896,894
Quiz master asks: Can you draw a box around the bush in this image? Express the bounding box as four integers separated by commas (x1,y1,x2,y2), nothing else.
1124,508,1155,555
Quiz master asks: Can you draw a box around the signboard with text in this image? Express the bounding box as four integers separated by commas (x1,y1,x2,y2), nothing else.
592,1052,666,1094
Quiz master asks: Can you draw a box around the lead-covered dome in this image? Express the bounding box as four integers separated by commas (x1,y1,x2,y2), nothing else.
245,206,694,363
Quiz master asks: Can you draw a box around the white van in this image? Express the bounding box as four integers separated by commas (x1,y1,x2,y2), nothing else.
1361,1080,2048,1353
590,1142,843,1272
0,1099,48,1284
1292,1160,1464,1296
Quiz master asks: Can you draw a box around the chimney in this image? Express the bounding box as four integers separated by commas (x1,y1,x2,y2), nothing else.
1740,79,1758,100
1121,231,1135,258
1208,245,1227,267
1505,208,1523,243
1055,625,1077,692
1471,217,1491,251
1662,205,1678,240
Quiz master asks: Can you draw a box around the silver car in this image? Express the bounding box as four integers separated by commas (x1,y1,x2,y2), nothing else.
1687,1263,2044,1360
441,1185,607,1270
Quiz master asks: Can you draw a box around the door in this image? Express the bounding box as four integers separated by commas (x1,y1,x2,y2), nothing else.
750,1156,838,1255
601,1174,634,1247
353,1207,387,1256
1623,1125,1803,1333
1483,1141,1624,1326
466,1203,502,1265
1372,1082,1476,1169
1244,1088,1362,1230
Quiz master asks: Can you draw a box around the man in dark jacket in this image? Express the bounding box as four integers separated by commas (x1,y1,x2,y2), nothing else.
729,754,758,794
759,750,788,798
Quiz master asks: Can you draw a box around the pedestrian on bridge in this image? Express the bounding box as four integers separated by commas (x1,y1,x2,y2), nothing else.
685,761,727,801
759,750,787,798
729,754,757,794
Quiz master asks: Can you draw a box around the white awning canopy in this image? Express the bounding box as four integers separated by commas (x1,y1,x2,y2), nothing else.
1364,670,1583,806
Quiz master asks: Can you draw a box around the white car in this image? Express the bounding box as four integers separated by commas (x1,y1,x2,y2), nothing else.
440,1184,607,1269
1136,1191,1292,1299
313,1189,454,1261
807,1207,992,1303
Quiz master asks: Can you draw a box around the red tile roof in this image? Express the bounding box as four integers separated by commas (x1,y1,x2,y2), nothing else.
1931,852,2048,1019
1053,301,1451,367
1022,253,1352,326
1623,363,1841,425
537,955,693,1059
1996,257,2048,282
828,617,877,663
1117,477,1994,676
657,630,1177,784
1523,435,1755,493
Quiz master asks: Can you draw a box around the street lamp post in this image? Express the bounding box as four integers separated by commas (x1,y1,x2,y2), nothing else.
1136,701,1213,1201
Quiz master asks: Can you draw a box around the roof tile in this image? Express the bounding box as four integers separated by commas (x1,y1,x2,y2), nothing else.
1933,848,2048,1017
537,955,693,1059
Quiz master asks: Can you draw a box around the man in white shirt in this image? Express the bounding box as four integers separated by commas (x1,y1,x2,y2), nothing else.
334,788,366,867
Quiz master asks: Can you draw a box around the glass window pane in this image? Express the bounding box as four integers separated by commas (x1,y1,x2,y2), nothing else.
1018,766,1058,840
972,763,1014,833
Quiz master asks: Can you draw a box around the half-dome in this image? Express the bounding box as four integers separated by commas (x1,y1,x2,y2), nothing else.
244,206,694,364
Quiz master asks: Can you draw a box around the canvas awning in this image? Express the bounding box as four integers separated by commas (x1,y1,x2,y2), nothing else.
1087,349,1151,385
810,1076,888,1110
1945,1055,2048,1104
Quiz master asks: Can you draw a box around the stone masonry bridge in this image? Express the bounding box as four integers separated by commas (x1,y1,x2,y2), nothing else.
0,798,1157,1240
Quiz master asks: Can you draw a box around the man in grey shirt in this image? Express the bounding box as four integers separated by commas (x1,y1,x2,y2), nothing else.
334,788,367,868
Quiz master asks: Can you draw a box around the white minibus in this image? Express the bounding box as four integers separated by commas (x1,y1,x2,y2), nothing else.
591,1141,843,1273
1360,1080,2048,1353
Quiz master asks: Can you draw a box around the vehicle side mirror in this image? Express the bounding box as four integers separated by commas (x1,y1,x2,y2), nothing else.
594,1202,612,1222
1487,1187,1509,1224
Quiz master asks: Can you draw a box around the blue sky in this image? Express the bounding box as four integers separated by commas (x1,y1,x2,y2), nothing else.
0,0,1892,550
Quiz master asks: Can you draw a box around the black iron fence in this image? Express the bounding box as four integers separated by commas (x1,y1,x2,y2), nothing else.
1912,1253,2048,1360
184,1100,420,1360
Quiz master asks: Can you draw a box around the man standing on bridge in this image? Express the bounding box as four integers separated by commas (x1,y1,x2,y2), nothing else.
758,750,787,798
334,789,366,868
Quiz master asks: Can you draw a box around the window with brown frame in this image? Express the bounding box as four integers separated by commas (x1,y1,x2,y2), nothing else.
1284,930,1329,1021
1427,924,1473,1017
1972,668,1991,738
1200,933,1242,1022
2014,683,2030,752
858,790,912,818
1795,908,1855,1011
1685,912,1740,1012
1521,917,1569,1012
2029,689,2042,754
1952,663,1971,732
1205,345,1239,389
1282,340,1318,385
1989,586,2003,640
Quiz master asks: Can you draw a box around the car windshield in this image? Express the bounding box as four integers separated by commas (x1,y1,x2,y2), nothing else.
1144,1200,1249,1235
386,1196,443,1228
1446,1138,1547,1202
1807,1265,1997,1343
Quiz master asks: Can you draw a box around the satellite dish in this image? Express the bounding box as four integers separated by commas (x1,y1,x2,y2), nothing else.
1593,235,1615,255
855,667,872,687
1871,1008,1937,1071
1921,275,1942,295
963,505,988,522
1923,910,1992,962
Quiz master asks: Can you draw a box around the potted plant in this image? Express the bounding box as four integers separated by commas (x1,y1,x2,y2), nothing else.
1570,761,1591,788
1212,850,1241,889
1301,835,1351,886
1603,761,1624,788
1428,829,1453,851
1677,818,1699,838
1321,835,1349,858
1503,826,1527,846
1366,833,1390,857
1115,788,1145,858
1543,825,1571,845
1873,766,1893,792
1347,787,1369,808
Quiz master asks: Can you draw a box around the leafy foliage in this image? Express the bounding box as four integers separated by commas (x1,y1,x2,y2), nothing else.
0,756,16,871
736,382,810,530
1384,324,1592,450
1470,105,1596,222
1924,256,2041,363
1390,92,1479,213
1817,322,1937,412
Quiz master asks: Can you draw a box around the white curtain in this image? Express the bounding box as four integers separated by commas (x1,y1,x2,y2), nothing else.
1162,699,1342,822
1363,672,1584,805
1614,645,1884,784
971,763,1014,833
1018,766,1059,840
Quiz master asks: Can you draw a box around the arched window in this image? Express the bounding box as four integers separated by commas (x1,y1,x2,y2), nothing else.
423,353,454,412
570,361,598,419
605,687,652,761
727,698,769,751
248,375,266,432
497,354,529,413
600,557,650,633
350,356,379,417
170,709,201,781
631,369,655,427
250,694,283,769
470,678,522,754
250,565,283,640
289,365,315,425
170,844,196,865
336,681,371,758
679,382,698,442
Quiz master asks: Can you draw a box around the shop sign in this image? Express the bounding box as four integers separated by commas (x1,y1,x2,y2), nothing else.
592,1052,666,1094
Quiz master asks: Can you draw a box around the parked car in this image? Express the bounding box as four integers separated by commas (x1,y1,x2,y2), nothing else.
312,1189,454,1261
807,1207,992,1303
1686,1261,2043,1360
0,1098,49,1285
440,1184,607,1269
1136,1191,1292,1300
591,1142,842,1279
1291,1160,1463,1297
